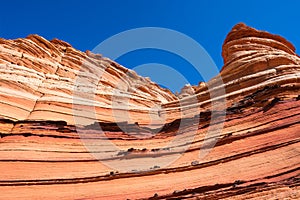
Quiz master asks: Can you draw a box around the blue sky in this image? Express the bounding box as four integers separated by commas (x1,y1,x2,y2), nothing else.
0,0,299,92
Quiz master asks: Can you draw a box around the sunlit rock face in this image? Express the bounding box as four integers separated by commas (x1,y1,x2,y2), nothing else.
176,84,195,98
0,23,299,199
0,35,177,126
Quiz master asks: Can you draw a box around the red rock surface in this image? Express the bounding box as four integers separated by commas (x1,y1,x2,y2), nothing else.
0,23,299,199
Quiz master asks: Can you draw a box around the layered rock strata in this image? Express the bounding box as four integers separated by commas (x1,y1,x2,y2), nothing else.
0,23,299,199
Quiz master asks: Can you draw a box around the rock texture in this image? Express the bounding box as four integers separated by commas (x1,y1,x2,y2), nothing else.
0,23,299,199
0,35,177,126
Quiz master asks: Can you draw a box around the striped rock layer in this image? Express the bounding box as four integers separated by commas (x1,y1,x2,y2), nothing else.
0,23,299,199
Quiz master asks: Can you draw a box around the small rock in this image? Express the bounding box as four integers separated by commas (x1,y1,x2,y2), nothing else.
191,161,199,166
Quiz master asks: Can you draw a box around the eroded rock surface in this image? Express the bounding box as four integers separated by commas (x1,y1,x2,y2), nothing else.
0,23,299,199
0,36,176,125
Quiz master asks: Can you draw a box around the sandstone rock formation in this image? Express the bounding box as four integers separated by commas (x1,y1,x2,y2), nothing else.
176,84,195,98
0,23,299,199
